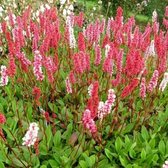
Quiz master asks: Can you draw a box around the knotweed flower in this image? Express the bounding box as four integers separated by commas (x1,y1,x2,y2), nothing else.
148,70,159,92
16,52,31,72
34,139,39,156
82,109,97,134
152,10,157,23
32,86,41,105
66,16,76,48
88,84,93,97
163,160,168,168
98,101,105,120
78,32,85,52
105,44,110,58
140,77,146,99
0,113,6,124
159,72,168,92
87,81,99,118
125,49,144,77
165,6,168,17
8,55,16,78
0,128,5,141
43,56,57,83
103,55,113,76
33,50,44,81
106,18,112,37
121,78,139,98
22,122,39,147
145,40,155,58
0,65,8,86
65,76,72,93
94,44,101,65
98,89,116,120
68,71,76,84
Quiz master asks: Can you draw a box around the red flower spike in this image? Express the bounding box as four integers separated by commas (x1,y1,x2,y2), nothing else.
121,78,139,98
0,113,6,124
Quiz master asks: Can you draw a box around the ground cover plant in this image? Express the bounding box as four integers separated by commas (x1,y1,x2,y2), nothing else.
0,1,168,168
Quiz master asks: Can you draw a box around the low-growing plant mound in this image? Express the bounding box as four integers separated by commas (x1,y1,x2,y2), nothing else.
0,3,168,168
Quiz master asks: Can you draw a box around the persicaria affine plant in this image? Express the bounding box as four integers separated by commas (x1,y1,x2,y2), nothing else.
0,3,168,167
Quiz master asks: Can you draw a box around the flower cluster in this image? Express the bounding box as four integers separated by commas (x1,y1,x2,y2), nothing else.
33,50,44,81
163,160,168,168
0,65,8,86
140,77,146,99
22,122,39,147
98,89,116,120
65,76,72,94
147,70,159,92
159,72,168,92
82,109,97,134
0,113,6,124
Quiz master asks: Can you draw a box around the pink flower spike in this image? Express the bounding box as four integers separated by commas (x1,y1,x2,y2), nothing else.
159,72,168,92
0,65,9,86
152,10,157,23
140,77,146,99
162,160,168,168
147,70,159,92
82,109,97,134
88,84,93,97
33,50,44,81
65,76,72,94
78,32,86,52
165,6,168,17
98,89,116,120
103,89,116,114
121,78,139,98
0,113,6,124
22,122,39,147
94,44,102,66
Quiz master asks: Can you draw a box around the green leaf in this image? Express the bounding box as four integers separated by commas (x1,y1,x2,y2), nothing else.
31,155,40,167
49,159,59,167
39,142,48,155
166,141,168,154
152,154,159,163
104,148,113,161
61,156,70,165
141,149,146,161
53,130,61,147
27,103,33,121
12,99,17,112
2,126,14,141
129,148,136,159
89,155,96,166
11,158,28,168
40,166,47,168
57,99,64,106
149,138,155,149
122,123,135,134
79,160,88,168
119,156,127,167
48,102,58,113
45,126,53,149
71,144,83,161
5,86,12,99
159,140,165,156
126,164,132,168
63,123,73,140
97,158,109,167
0,162,5,168
141,126,149,141
115,137,123,152
124,135,132,152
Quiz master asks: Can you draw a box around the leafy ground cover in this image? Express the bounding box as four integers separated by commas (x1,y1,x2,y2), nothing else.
0,1,168,168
